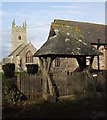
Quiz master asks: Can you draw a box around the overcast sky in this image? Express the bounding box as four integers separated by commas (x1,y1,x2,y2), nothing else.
0,2,106,61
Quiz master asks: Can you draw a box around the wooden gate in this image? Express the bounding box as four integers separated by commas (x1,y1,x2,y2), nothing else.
16,71,105,99
17,73,42,99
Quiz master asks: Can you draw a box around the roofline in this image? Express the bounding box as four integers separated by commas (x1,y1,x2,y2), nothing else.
53,19,106,26
8,44,23,57
16,42,30,56
91,43,107,45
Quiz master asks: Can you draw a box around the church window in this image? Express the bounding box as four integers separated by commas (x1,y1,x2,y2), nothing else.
18,36,21,40
55,58,60,67
19,58,22,68
26,51,33,63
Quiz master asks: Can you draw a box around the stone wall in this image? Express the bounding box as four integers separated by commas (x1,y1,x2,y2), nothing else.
51,58,78,75
12,25,27,52
51,45,107,75
16,43,38,71
92,45,107,70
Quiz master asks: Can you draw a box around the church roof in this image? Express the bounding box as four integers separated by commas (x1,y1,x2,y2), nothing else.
34,25,102,57
49,19,106,43
8,42,30,56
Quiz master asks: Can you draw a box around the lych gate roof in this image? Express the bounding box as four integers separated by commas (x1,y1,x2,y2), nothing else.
34,25,102,57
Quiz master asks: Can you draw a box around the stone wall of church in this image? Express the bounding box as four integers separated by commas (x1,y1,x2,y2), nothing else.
12,20,27,52
105,50,107,69
51,58,78,75
16,43,38,71
51,45,107,75
92,45,107,70
10,43,38,71
0,64,2,72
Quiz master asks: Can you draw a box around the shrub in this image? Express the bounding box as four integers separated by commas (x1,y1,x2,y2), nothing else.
3,85,27,104
2,63,15,78
26,64,38,74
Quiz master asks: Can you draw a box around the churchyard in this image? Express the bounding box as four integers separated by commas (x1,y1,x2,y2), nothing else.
1,63,106,119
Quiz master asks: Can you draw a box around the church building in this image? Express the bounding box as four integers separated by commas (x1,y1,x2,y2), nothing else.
2,19,39,71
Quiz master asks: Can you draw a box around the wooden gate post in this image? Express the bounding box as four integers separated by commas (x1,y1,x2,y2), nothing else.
17,74,21,91
39,57,57,102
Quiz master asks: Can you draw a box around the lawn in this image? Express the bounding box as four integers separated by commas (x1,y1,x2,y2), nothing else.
1,71,106,119
2,93,106,119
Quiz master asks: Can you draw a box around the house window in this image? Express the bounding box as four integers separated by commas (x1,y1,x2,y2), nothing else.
55,58,60,67
18,36,21,40
26,51,33,63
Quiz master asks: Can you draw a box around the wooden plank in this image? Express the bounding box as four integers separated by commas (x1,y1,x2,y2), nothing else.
16,73,43,100
17,75,20,91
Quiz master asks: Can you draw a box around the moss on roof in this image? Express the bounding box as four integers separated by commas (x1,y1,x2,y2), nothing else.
49,19,106,43
34,25,101,57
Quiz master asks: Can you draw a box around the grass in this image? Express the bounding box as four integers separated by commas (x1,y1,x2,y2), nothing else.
2,94,106,119
1,71,106,119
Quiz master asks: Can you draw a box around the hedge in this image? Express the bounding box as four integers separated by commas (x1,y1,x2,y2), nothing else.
26,64,38,74
2,63,15,78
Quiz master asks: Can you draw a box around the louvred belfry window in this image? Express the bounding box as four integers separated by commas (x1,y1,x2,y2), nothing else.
18,36,21,40
26,50,33,63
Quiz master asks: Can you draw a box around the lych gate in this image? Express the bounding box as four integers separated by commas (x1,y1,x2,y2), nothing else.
34,26,102,102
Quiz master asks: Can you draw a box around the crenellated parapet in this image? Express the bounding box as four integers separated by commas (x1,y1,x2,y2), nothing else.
12,19,26,30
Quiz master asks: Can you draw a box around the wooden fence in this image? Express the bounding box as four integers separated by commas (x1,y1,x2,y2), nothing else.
17,74,42,99
16,71,106,99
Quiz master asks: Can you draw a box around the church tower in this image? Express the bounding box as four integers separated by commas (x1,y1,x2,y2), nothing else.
12,19,27,52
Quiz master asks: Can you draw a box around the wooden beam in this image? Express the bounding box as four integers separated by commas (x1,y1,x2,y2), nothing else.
39,58,48,98
76,56,87,70
97,46,100,70
38,57,56,101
